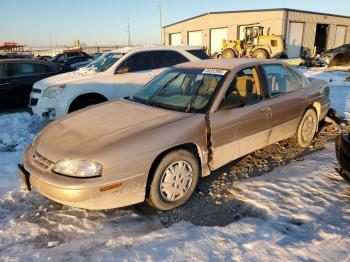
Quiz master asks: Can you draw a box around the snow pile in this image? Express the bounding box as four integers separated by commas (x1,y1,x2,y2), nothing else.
299,67,350,119
0,112,45,151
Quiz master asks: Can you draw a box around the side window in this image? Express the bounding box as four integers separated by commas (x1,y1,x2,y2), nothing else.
0,63,10,78
11,63,47,77
262,64,295,96
118,52,154,73
222,67,261,106
285,66,303,89
153,51,189,68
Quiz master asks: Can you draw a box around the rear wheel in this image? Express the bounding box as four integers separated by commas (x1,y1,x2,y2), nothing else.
222,49,237,59
147,149,200,211
253,49,269,59
294,109,318,148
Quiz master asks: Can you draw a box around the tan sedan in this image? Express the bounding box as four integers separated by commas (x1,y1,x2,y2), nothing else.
19,59,330,210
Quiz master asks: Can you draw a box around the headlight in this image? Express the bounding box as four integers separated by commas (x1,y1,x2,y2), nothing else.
52,159,103,178
42,84,66,98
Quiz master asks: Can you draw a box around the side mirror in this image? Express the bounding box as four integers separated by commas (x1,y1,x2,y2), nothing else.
219,97,244,110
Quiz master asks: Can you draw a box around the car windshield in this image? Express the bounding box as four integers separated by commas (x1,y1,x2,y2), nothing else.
131,68,227,113
86,52,123,72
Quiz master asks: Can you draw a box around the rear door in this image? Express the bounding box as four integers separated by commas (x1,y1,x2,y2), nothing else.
261,64,307,145
0,62,13,110
114,51,156,97
153,50,189,76
6,62,52,109
209,66,271,169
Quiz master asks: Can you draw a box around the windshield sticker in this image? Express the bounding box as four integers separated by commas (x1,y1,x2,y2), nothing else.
202,69,227,76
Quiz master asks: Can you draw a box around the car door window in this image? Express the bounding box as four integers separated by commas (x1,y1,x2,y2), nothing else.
0,63,10,78
11,63,47,77
262,64,295,96
285,66,304,89
221,67,262,107
153,50,189,68
118,52,154,73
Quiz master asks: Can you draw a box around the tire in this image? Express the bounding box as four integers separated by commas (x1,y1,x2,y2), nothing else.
294,109,318,148
222,49,237,59
253,49,269,59
147,149,200,211
69,98,104,113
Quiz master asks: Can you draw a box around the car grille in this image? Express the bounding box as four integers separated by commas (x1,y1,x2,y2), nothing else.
30,98,38,106
32,151,54,170
32,88,41,93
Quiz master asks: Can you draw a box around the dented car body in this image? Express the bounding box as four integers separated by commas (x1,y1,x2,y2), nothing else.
19,59,330,210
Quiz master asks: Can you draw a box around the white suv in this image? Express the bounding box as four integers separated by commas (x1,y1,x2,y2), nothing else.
29,46,203,119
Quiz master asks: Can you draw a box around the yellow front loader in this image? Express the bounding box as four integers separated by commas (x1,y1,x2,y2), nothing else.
220,26,286,59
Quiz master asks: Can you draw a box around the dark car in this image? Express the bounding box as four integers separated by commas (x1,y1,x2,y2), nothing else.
320,44,350,65
51,52,92,63
0,59,73,111
36,55,52,61
0,53,33,59
336,133,350,181
60,56,92,68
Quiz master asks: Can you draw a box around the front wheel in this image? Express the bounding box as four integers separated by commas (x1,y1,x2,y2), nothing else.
147,149,200,211
222,49,237,59
253,49,269,59
294,109,318,148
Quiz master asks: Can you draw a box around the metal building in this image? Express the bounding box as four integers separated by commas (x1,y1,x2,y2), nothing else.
163,8,350,57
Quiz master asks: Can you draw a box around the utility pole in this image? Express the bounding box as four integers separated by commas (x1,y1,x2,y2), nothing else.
127,17,131,46
159,6,163,45
49,32,52,54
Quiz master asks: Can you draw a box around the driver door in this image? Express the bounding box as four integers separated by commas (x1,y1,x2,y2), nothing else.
209,66,271,170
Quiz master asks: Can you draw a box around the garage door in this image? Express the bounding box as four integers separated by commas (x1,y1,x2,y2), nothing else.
334,26,346,48
170,33,181,46
188,31,202,46
210,28,227,55
287,22,304,58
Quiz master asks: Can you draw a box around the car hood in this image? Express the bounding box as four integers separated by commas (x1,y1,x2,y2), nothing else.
33,99,192,161
33,68,101,90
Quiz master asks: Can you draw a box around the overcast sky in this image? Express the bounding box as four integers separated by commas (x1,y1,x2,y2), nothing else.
1,0,350,47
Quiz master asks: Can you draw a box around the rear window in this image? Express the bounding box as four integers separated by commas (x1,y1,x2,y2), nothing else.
187,49,209,60
11,63,47,77
153,51,188,68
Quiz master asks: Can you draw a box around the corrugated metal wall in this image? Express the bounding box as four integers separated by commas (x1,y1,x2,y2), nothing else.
164,9,350,57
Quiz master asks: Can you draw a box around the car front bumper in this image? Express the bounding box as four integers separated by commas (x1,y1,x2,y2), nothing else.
29,94,68,119
20,146,147,210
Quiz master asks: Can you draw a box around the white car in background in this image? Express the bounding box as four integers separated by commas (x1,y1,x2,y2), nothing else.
29,46,205,119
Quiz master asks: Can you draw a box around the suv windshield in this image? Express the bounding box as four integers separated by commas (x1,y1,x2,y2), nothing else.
131,68,227,113
86,52,123,72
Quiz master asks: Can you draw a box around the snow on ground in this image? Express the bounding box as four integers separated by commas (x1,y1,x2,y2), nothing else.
0,68,350,261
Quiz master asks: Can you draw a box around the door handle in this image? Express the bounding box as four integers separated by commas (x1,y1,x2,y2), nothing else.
0,82,9,86
299,95,307,99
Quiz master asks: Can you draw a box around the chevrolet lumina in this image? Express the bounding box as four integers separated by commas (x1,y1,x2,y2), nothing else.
19,59,330,210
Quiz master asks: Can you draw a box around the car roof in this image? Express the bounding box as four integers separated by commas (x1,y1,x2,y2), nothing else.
0,58,59,66
108,45,204,54
174,58,287,70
